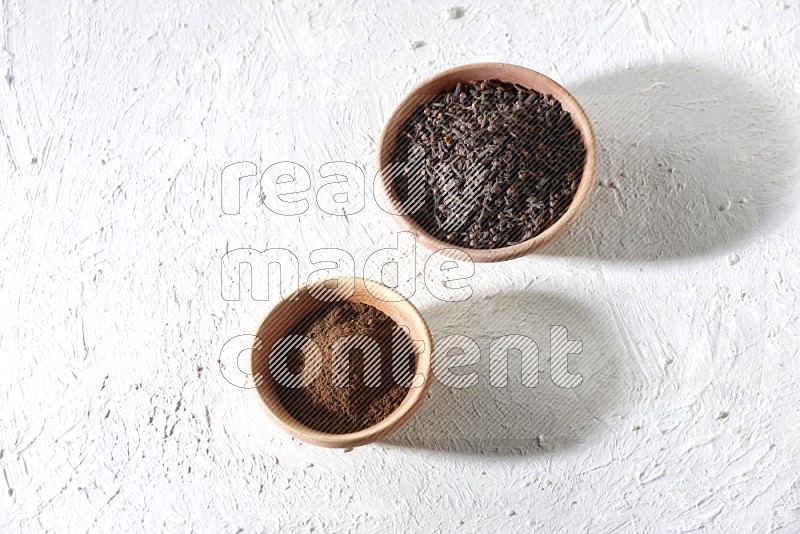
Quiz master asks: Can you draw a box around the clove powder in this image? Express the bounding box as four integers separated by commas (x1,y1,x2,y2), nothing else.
274,301,416,434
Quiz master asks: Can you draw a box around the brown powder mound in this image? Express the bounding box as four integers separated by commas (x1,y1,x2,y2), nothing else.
274,301,416,434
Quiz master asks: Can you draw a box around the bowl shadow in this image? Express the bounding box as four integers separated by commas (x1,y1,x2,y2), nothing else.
541,63,798,263
383,290,635,456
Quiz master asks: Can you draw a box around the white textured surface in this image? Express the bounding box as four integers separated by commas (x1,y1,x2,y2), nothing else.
2,0,800,532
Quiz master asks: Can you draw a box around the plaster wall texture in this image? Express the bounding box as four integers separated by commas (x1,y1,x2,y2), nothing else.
1,0,800,532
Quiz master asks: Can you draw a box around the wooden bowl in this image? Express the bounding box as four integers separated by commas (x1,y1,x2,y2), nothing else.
250,277,433,448
376,62,598,262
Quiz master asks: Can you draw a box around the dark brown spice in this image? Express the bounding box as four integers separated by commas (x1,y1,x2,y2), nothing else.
389,79,587,249
274,301,416,434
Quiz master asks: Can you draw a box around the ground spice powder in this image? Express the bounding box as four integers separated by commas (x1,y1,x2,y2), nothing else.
274,301,416,434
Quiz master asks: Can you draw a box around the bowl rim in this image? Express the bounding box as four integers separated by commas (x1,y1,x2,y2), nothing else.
375,62,598,263
250,276,434,448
